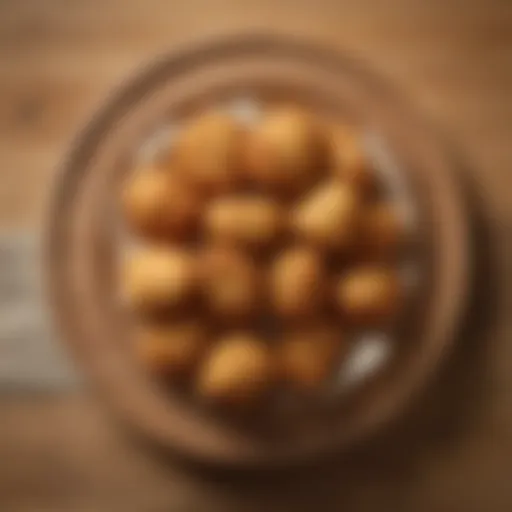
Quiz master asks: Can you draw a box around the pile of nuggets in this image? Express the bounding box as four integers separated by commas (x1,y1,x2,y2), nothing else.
121,106,405,409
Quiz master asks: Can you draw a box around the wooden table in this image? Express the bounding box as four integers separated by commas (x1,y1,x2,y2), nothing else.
1,0,511,510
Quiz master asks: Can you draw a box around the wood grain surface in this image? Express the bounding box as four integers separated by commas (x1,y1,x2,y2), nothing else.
0,0,511,510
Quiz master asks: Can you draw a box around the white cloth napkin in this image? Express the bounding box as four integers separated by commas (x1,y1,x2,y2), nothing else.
0,232,78,390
